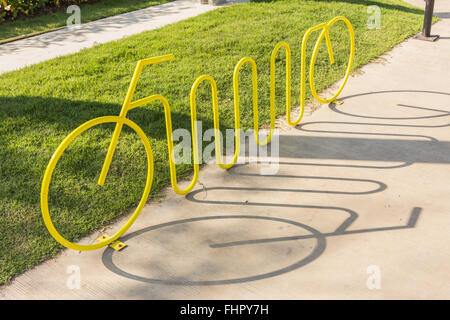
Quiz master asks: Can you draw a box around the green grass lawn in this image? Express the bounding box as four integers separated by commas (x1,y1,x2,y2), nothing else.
0,0,172,42
0,0,424,285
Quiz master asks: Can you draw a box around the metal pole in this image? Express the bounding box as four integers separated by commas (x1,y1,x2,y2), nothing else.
414,0,440,41
423,0,434,37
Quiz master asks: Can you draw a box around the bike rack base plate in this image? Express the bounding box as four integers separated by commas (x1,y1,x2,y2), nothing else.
413,34,440,42
97,234,127,251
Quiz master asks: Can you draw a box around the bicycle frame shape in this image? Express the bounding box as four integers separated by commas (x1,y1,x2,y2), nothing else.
41,16,355,251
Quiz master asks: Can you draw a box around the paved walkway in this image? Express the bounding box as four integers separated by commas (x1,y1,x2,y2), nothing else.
1,1,449,299
0,0,221,74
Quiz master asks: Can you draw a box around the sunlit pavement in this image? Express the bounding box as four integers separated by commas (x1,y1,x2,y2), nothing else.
0,0,449,299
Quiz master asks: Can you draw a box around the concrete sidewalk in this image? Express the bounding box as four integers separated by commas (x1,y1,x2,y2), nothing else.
0,0,221,74
1,1,449,299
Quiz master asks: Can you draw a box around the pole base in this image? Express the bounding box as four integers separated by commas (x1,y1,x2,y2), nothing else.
413,34,440,42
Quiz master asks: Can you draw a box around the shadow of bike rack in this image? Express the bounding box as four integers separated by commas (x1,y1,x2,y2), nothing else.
98,89,450,285
100,88,448,285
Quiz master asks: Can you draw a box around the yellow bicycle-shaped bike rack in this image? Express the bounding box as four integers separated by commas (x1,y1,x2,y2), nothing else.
41,17,355,251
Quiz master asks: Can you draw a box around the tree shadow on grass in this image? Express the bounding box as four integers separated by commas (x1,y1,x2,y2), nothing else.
0,94,204,134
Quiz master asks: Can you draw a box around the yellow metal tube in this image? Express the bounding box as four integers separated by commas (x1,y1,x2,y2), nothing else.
270,41,291,144
309,17,355,104
41,18,355,251
41,116,154,251
98,54,174,186
99,18,354,195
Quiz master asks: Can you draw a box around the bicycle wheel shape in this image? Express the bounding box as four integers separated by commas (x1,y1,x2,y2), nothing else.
309,16,355,104
40,116,154,251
